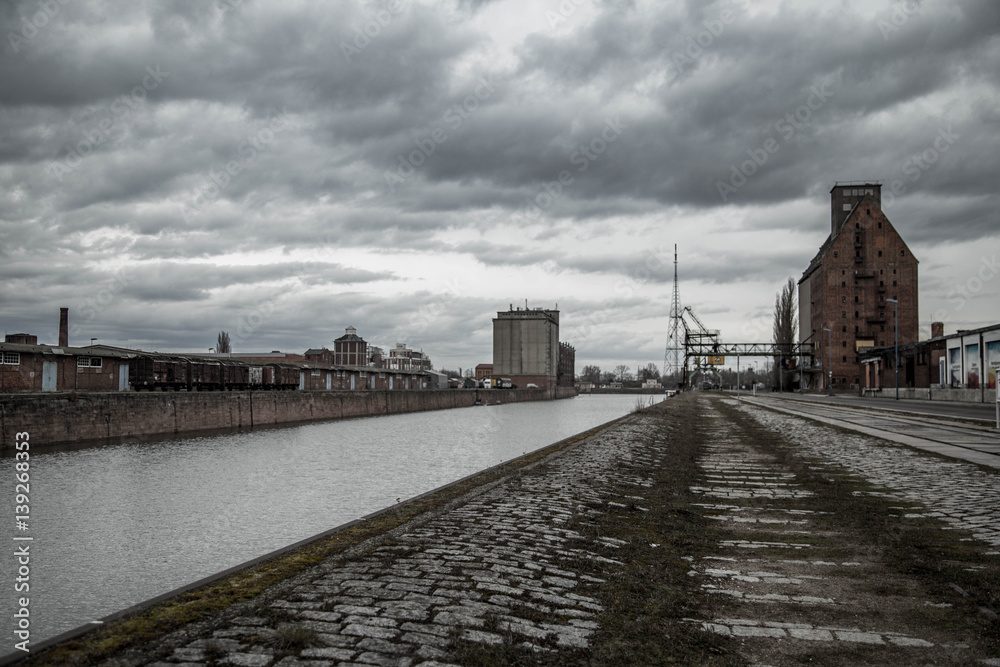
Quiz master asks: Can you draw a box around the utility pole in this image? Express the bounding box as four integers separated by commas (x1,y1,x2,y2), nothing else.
887,298,899,400
823,327,832,397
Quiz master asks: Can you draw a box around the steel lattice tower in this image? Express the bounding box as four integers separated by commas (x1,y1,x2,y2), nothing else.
663,244,684,382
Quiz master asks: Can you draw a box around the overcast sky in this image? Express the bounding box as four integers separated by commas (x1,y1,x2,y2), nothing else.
2,0,998,373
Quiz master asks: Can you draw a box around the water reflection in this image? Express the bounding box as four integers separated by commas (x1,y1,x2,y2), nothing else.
2,394,641,642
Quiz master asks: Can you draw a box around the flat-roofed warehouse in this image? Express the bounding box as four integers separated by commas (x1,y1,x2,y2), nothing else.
492,307,560,391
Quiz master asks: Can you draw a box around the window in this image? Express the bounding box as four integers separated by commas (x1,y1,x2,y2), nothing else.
855,326,859,333
379,372,386,378
842,281,846,287
842,311,847,318
855,311,859,318
855,222,860,229
900,250,905,256
1,352,19,365
834,251,839,258
311,369,320,376
878,221,882,229
842,326,847,332
78,357,90,368
878,250,882,257
854,296,859,303
842,296,846,303
91,357,102,368
842,341,847,347
866,209,871,215
893,268,897,274
842,356,847,362
893,280,897,287
879,280,883,287
881,325,885,332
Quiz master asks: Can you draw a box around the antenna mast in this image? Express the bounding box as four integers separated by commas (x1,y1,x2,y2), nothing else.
663,244,684,385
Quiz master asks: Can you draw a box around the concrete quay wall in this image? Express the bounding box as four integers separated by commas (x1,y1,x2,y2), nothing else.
0,386,577,450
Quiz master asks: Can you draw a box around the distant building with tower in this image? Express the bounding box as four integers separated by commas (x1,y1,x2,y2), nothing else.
798,182,919,391
334,326,369,366
492,306,561,391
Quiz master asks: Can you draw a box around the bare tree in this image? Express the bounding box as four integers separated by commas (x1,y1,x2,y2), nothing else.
580,365,602,383
638,362,660,381
772,277,797,390
614,364,630,382
216,331,231,353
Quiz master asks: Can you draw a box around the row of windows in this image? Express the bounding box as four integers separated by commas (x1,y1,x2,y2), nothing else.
77,357,103,368
834,248,904,259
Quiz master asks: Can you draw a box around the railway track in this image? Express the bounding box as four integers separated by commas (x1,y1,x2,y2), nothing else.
741,395,1000,469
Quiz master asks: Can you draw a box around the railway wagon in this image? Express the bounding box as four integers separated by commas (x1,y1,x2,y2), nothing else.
130,355,190,391
188,358,224,390
268,363,300,390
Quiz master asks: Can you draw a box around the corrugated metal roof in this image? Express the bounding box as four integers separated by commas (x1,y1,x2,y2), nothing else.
0,342,133,358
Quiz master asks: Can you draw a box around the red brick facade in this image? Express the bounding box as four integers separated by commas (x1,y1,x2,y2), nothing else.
800,184,919,390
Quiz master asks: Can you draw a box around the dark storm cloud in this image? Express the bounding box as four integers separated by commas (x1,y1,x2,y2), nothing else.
2,0,998,360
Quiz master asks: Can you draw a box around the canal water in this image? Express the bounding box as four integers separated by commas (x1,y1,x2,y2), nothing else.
2,394,644,644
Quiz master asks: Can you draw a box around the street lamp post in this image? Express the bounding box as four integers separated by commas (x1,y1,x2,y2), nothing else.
886,298,899,400
736,355,740,403
779,348,784,393
823,327,832,396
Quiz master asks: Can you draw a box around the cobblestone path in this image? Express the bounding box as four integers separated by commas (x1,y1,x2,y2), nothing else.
145,416,668,667
47,395,1000,666
688,397,1000,665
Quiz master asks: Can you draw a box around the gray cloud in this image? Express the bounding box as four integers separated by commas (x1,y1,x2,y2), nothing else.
2,0,998,370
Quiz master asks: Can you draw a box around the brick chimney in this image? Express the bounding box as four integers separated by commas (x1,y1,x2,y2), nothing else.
59,307,69,347
931,321,944,339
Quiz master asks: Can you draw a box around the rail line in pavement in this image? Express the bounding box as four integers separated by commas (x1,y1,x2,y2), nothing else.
741,396,1000,469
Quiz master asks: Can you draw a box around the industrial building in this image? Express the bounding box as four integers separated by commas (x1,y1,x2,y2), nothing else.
798,182,919,391
860,321,999,403
492,306,563,391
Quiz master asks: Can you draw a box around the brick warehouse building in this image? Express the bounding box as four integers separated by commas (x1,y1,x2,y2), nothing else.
798,182,918,391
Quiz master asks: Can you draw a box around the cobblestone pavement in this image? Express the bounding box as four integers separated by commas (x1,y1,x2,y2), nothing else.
144,416,667,667
64,395,1000,666
687,398,1000,665
747,402,1000,550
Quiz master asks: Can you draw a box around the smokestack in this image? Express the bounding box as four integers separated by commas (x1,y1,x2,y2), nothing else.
931,321,944,339
59,308,68,347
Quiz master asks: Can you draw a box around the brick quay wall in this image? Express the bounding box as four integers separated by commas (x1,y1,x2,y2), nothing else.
0,386,577,450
